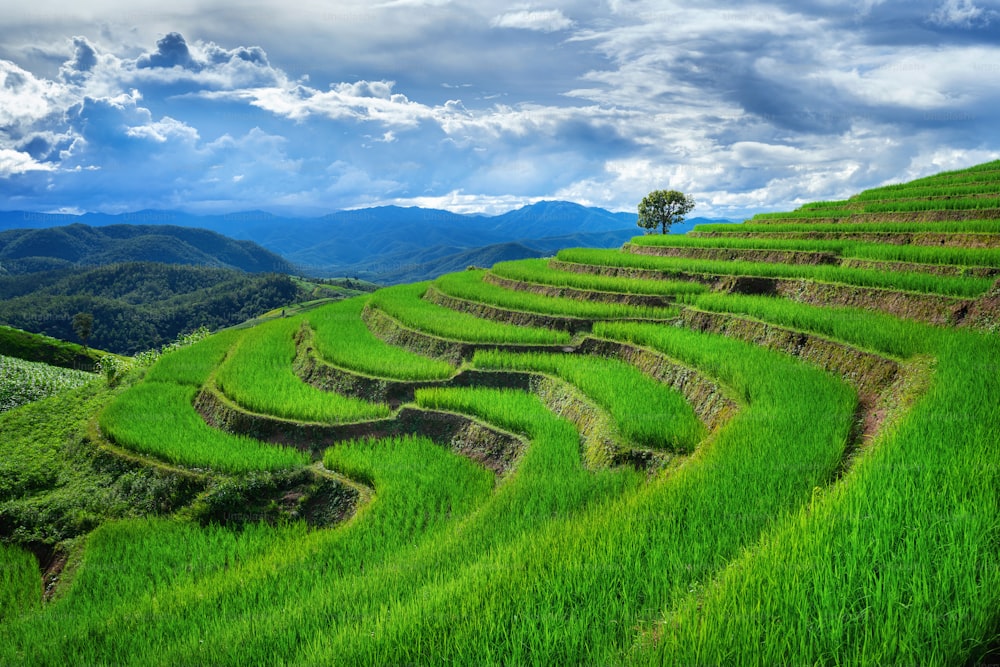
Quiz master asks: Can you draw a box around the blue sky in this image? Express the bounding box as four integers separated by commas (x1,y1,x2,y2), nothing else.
1,0,999,218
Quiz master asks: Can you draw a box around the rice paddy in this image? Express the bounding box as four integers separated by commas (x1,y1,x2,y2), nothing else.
3,159,999,665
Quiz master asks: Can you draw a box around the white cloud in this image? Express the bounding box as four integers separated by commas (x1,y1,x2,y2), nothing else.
491,9,574,32
0,148,55,176
929,0,996,27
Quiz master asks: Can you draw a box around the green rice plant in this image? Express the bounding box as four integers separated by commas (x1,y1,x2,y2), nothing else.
0,544,40,622
143,328,244,386
369,282,571,345
490,258,709,296
0,354,96,413
472,349,705,452
326,325,855,664
688,292,935,358
434,269,679,320
556,248,993,297
695,219,1000,235
643,328,1000,666
214,316,390,424
850,183,1000,201
306,297,455,380
629,234,1000,268
861,196,1000,213
99,382,309,472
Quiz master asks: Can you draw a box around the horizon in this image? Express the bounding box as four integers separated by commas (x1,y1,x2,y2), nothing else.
2,2,999,218
0,201,742,222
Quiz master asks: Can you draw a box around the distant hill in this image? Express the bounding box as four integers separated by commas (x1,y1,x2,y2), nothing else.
0,263,305,354
0,223,294,275
0,205,736,282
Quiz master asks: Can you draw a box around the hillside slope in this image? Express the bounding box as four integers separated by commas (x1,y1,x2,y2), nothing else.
1,161,997,665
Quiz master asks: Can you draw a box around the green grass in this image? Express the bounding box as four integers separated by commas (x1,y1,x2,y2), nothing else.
0,544,39,622
214,316,391,424
490,258,709,296
557,247,993,297
630,234,1000,268
307,297,455,381
434,269,679,320
472,349,705,452
1,355,97,413
641,325,1000,666
688,292,938,358
693,219,1000,235
369,281,572,345
143,328,244,386
99,381,309,473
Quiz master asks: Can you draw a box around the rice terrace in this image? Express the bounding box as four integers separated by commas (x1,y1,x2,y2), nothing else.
0,159,996,665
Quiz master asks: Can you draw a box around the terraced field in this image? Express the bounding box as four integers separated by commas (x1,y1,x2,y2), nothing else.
2,161,1000,664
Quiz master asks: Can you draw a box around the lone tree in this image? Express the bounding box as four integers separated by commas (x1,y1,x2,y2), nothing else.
637,189,695,235
72,312,94,350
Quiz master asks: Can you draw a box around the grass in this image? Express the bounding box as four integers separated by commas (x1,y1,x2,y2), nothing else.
693,219,1000,235
0,544,39,622
640,325,1000,665
307,297,455,381
369,281,572,345
214,316,391,424
142,328,244,386
557,247,993,297
0,355,97,413
630,234,1000,268
434,269,679,320
490,258,709,296
472,349,705,452
99,382,310,472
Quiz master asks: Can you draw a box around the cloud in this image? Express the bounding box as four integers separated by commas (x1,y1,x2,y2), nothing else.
0,148,55,176
491,9,575,32
929,0,996,27
1,11,1000,218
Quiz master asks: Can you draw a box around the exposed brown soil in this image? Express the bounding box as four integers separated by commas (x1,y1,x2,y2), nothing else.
483,272,676,307
687,231,1000,248
624,243,839,266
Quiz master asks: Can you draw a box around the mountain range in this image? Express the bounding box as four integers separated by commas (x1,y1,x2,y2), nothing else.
0,202,735,283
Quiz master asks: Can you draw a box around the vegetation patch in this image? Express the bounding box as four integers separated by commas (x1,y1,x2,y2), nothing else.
0,355,97,413
483,271,677,308
626,241,839,266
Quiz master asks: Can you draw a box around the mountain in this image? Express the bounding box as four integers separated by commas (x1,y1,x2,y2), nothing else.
0,263,305,354
0,205,737,282
0,223,294,275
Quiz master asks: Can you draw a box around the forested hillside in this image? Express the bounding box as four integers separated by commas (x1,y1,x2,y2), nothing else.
0,263,304,354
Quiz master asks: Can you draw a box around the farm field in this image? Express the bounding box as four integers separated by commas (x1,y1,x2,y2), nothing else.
1,161,999,665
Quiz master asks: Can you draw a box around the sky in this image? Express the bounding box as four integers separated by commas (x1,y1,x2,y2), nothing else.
1,0,1000,219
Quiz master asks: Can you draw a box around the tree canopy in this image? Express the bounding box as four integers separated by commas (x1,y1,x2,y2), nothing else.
637,190,695,234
